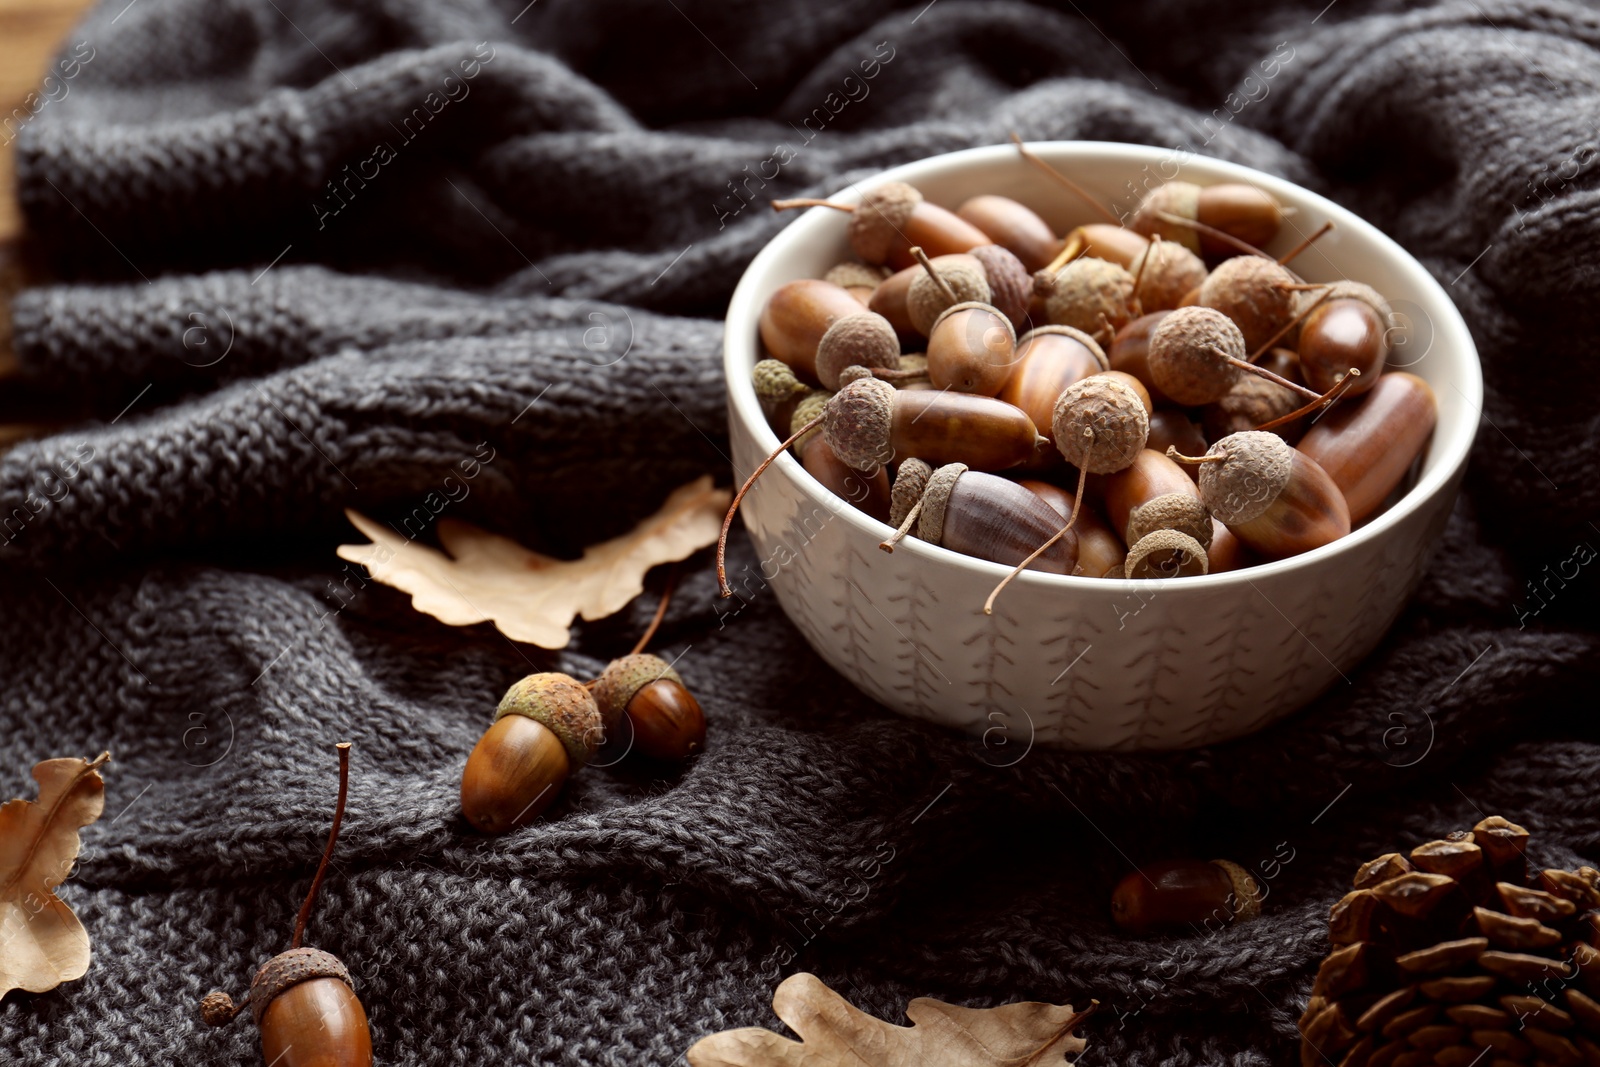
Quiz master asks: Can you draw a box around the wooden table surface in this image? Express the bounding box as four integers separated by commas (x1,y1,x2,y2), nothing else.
0,0,97,241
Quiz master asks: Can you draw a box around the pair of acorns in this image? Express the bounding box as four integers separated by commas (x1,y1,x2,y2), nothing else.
459,651,705,834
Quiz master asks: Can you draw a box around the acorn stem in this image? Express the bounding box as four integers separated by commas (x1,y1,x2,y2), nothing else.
1129,234,1157,301
1276,220,1334,266
1255,367,1361,431
628,563,679,658
1213,348,1322,401
1039,230,1088,280
771,198,853,214
1009,132,1121,226
717,415,825,597
1165,447,1226,465
1247,284,1334,363
291,741,351,950
983,462,1087,615
909,245,960,305
1152,210,1272,259
879,498,926,553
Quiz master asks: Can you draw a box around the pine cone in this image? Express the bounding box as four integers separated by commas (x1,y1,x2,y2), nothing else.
1299,817,1600,1067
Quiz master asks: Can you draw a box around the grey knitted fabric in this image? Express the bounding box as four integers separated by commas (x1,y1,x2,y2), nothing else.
3,1,1599,1064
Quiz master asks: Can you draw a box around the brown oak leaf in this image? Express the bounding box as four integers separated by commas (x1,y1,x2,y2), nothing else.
0,752,110,1000
687,972,1093,1066
336,476,730,648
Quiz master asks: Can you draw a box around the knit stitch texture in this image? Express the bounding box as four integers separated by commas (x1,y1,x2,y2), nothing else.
3,1,1599,1064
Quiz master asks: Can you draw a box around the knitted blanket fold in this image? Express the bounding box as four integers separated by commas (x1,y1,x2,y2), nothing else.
2,1,1598,1064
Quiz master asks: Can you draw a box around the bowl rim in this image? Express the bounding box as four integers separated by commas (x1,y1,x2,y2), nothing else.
723,140,1483,592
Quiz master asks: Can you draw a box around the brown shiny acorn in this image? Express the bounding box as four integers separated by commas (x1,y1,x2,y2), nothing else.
926,301,1018,396
1206,519,1251,573
1131,181,1284,257
759,279,866,382
1097,448,1208,548
867,264,921,342
797,429,893,523
772,181,991,270
460,673,602,834
1298,372,1437,523
1177,431,1350,558
1297,296,1387,396
595,654,706,762
1111,858,1263,935
998,325,1108,445
956,194,1061,273
880,461,1077,574
200,744,372,1067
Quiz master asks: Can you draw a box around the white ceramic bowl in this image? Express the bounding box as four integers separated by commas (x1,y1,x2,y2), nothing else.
723,142,1481,750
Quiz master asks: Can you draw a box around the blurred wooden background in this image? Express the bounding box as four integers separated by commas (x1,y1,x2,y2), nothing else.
0,0,97,240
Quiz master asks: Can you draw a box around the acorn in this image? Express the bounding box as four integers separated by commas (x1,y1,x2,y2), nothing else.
925,300,1018,396
880,460,1078,574
968,243,1033,328
1198,255,1300,353
814,311,902,390
1176,431,1351,558
200,743,372,1067
956,194,1061,272
1130,182,1284,257
594,653,705,762
459,672,603,834
1043,256,1138,342
773,181,991,270
1202,372,1306,443
1111,858,1262,935
758,278,865,381
752,358,816,434
1129,237,1208,313
906,250,991,335
1146,306,1248,406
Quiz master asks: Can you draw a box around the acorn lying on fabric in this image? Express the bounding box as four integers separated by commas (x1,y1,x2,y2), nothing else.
727,143,1440,604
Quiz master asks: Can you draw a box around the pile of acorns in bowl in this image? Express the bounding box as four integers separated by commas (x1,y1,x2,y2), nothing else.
734,149,1438,601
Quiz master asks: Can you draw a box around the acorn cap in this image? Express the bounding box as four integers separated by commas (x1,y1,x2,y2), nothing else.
1018,324,1109,371
1198,254,1298,352
847,182,922,265
790,389,833,454
1127,492,1213,548
1044,257,1136,339
1212,859,1262,922
823,261,891,291
1198,431,1293,525
815,311,901,390
495,672,605,766
248,947,353,1027
593,653,683,734
907,255,990,335
1124,529,1209,579
968,244,1032,328
752,359,809,411
823,377,896,474
890,458,934,528
1131,181,1203,254
916,463,968,545
1131,239,1208,312
1051,375,1150,474
1147,305,1247,406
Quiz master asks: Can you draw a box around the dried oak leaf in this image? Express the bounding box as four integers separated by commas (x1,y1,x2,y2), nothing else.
687,972,1093,1067
336,475,731,649
1,752,110,1000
